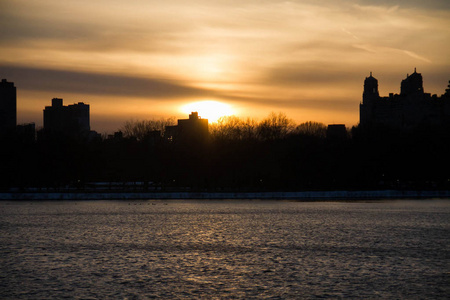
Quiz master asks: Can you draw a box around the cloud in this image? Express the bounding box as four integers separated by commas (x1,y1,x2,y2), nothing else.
402,50,432,63
236,95,356,112
0,3,192,55
341,28,360,40
1,0,449,130
0,64,217,99
352,0,449,10
260,62,361,87
1,64,358,114
353,44,432,63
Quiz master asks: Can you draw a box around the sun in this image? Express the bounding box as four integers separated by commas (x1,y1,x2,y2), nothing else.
181,100,234,122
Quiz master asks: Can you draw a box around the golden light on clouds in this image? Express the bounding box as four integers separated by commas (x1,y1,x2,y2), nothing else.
1,0,449,132
181,101,235,123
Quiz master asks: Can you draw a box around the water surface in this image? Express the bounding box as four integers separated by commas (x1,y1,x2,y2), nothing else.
1,200,449,298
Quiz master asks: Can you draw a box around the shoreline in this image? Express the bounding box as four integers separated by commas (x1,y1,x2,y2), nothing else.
1,190,449,200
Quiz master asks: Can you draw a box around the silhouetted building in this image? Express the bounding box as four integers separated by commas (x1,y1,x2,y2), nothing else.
0,79,17,136
165,112,209,143
327,124,347,141
360,69,450,130
144,130,163,145
164,125,178,142
16,123,36,143
107,131,124,140
43,98,90,137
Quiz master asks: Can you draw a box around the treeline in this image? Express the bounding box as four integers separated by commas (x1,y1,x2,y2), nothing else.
210,113,327,141
120,117,176,141
117,113,327,142
1,113,449,191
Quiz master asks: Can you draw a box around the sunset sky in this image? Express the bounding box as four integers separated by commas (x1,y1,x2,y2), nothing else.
1,0,449,133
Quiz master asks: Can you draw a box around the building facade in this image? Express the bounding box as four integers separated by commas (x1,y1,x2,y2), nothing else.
0,79,17,136
360,70,450,131
43,98,90,136
165,112,209,143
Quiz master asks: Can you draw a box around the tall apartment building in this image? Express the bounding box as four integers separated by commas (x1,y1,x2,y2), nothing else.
0,79,17,136
43,98,90,136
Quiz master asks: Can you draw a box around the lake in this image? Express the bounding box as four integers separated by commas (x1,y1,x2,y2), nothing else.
1,200,449,298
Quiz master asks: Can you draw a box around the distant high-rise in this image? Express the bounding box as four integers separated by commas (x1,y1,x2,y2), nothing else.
165,112,209,143
178,112,209,140
0,79,17,135
360,70,450,130
43,98,90,136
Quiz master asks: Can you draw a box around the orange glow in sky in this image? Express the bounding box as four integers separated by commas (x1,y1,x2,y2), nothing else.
180,101,235,123
0,0,449,133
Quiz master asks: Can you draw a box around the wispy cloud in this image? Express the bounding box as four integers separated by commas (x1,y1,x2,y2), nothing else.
402,50,432,63
341,28,360,40
353,44,432,63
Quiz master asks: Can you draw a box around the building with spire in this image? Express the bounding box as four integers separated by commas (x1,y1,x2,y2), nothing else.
359,69,450,131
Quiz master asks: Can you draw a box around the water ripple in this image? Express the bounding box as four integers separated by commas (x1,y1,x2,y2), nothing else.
1,200,449,298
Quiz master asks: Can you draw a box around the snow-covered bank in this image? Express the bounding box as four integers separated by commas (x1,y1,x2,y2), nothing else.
1,190,449,200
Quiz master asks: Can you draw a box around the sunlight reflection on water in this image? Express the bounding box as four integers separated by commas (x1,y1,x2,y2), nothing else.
1,200,449,298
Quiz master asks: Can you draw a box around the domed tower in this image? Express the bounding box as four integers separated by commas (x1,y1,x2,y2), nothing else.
400,68,423,95
363,72,379,104
360,72,380,128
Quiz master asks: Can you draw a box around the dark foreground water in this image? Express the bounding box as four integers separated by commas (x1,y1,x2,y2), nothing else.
1,200,449,299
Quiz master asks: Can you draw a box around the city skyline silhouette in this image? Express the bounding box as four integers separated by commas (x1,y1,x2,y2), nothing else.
1,71,449,192
1,1,449,132
2,68,449,136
